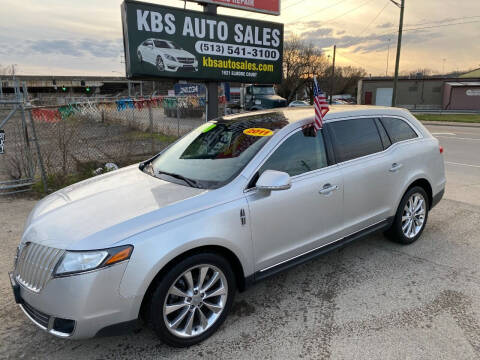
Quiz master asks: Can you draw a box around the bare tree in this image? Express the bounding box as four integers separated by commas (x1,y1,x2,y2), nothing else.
277,37,330,104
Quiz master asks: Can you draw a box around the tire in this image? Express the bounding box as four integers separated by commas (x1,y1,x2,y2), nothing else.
156,56,165,71
386,186,429,244
148,253,236,347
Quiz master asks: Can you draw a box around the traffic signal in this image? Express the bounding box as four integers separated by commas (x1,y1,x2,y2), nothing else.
86,87,91,92
61,86,67,92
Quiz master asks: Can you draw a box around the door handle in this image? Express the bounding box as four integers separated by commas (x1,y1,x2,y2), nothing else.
319,183,339,195
389,163,403,172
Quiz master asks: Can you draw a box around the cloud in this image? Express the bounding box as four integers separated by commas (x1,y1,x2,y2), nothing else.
351,31,442,53
17,38,122,59
377,22,394,29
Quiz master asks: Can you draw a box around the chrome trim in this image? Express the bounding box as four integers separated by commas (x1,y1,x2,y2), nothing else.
259,218,387,273
19,304,74,338
52,259,128,278
14,243,65,293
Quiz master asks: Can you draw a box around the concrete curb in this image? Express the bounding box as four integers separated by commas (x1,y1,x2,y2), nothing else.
420,121,480,128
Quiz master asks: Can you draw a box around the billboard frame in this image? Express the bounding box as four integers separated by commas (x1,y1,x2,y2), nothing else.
121,0,284,84
185,0,281,16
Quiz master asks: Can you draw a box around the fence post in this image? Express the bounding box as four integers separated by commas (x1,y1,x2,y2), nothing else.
19,82,34,179
148,101,154,154
26,106,48,193
22,81,48,193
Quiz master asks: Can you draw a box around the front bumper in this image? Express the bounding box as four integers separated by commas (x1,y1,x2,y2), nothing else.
10,262,142,339
164,58,198,72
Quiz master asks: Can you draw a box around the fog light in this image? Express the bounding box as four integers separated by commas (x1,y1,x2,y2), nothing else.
53,317,75,334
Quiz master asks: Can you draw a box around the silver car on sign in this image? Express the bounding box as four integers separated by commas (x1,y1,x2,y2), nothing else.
10,106,445,347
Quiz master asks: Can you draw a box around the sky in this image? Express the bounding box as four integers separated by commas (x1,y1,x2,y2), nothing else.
0,0,479,77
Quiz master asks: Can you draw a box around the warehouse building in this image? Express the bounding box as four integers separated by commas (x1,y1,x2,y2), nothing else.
357,76,480,110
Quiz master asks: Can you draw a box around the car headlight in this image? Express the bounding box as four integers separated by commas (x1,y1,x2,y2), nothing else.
54,245,133,276
164,54,176,62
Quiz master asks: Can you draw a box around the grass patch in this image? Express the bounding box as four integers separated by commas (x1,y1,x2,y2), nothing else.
127,131,178,143
415,114,480,123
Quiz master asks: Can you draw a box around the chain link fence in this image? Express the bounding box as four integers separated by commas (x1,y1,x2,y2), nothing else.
0,91,223,194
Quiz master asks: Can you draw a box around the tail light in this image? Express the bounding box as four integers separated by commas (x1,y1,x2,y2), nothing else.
439,146,444,154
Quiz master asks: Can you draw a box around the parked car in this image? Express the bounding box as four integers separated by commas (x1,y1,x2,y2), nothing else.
288,100,310,107
10,106,445,347
137,38,198,72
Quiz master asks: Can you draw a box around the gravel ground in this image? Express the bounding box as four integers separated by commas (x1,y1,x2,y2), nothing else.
1,192,480,359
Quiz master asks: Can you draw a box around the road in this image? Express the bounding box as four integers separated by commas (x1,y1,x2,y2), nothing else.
426,124,480,206
0,124,479,359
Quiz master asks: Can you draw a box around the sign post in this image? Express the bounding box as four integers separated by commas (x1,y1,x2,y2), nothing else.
205,3,219,120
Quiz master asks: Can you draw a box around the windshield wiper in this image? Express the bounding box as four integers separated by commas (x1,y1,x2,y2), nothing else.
157,170,199,188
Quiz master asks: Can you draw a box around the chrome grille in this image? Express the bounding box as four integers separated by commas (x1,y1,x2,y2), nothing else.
14,243,64,292
177,57,194,64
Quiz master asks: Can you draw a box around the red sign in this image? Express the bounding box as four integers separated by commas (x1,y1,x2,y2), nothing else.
186,0,280,15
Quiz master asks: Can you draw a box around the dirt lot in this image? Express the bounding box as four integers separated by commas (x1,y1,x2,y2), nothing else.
1,124,480,359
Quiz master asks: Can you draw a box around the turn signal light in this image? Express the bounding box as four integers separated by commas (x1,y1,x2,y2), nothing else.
105,246,133,265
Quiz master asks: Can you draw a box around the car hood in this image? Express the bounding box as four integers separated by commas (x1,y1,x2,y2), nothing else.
157,48,195,58
22,165,206,250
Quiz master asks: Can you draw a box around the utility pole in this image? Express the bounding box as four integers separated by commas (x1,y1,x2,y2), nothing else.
386,39,391,77
329,45,336,105
391,0,405,107
204,4,219,120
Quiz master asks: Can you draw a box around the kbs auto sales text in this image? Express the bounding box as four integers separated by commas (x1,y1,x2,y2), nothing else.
136,10,281,48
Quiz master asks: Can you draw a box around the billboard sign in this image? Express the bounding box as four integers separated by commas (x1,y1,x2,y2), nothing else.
174,83,206,96
184,0,281,16
121,0,283,84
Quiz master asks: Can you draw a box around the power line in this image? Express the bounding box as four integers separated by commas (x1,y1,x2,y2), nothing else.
380,15,480,31
358,0,390,36
335,0,390,53
319,0,378,26
379,19,480,36
286,0,353,25
257,0,307,19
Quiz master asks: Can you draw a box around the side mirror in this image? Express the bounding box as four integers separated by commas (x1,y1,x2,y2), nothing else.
256,170,291,191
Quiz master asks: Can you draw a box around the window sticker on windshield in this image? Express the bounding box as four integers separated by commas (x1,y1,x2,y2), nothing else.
202,123,217,133
243,128,273,137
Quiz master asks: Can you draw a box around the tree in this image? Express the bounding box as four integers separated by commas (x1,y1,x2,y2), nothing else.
276,37,330,104
0,64,17,76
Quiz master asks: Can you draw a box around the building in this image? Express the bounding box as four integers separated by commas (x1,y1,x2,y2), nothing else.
460,68,480,78
357,76,480,111
0,75,176,104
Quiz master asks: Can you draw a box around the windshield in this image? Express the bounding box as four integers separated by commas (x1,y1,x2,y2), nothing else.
147,113,289,189
154,40,180,49
252,86,276,95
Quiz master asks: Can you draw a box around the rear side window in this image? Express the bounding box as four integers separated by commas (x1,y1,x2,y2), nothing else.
380,117,418,143
329,118,383,163
259,129,328,177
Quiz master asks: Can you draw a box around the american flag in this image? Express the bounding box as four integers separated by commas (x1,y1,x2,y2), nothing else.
313,76,330,130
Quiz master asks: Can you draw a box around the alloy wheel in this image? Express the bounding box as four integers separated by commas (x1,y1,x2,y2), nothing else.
401,193,426,239
156,57,165,71
163,264,228,338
